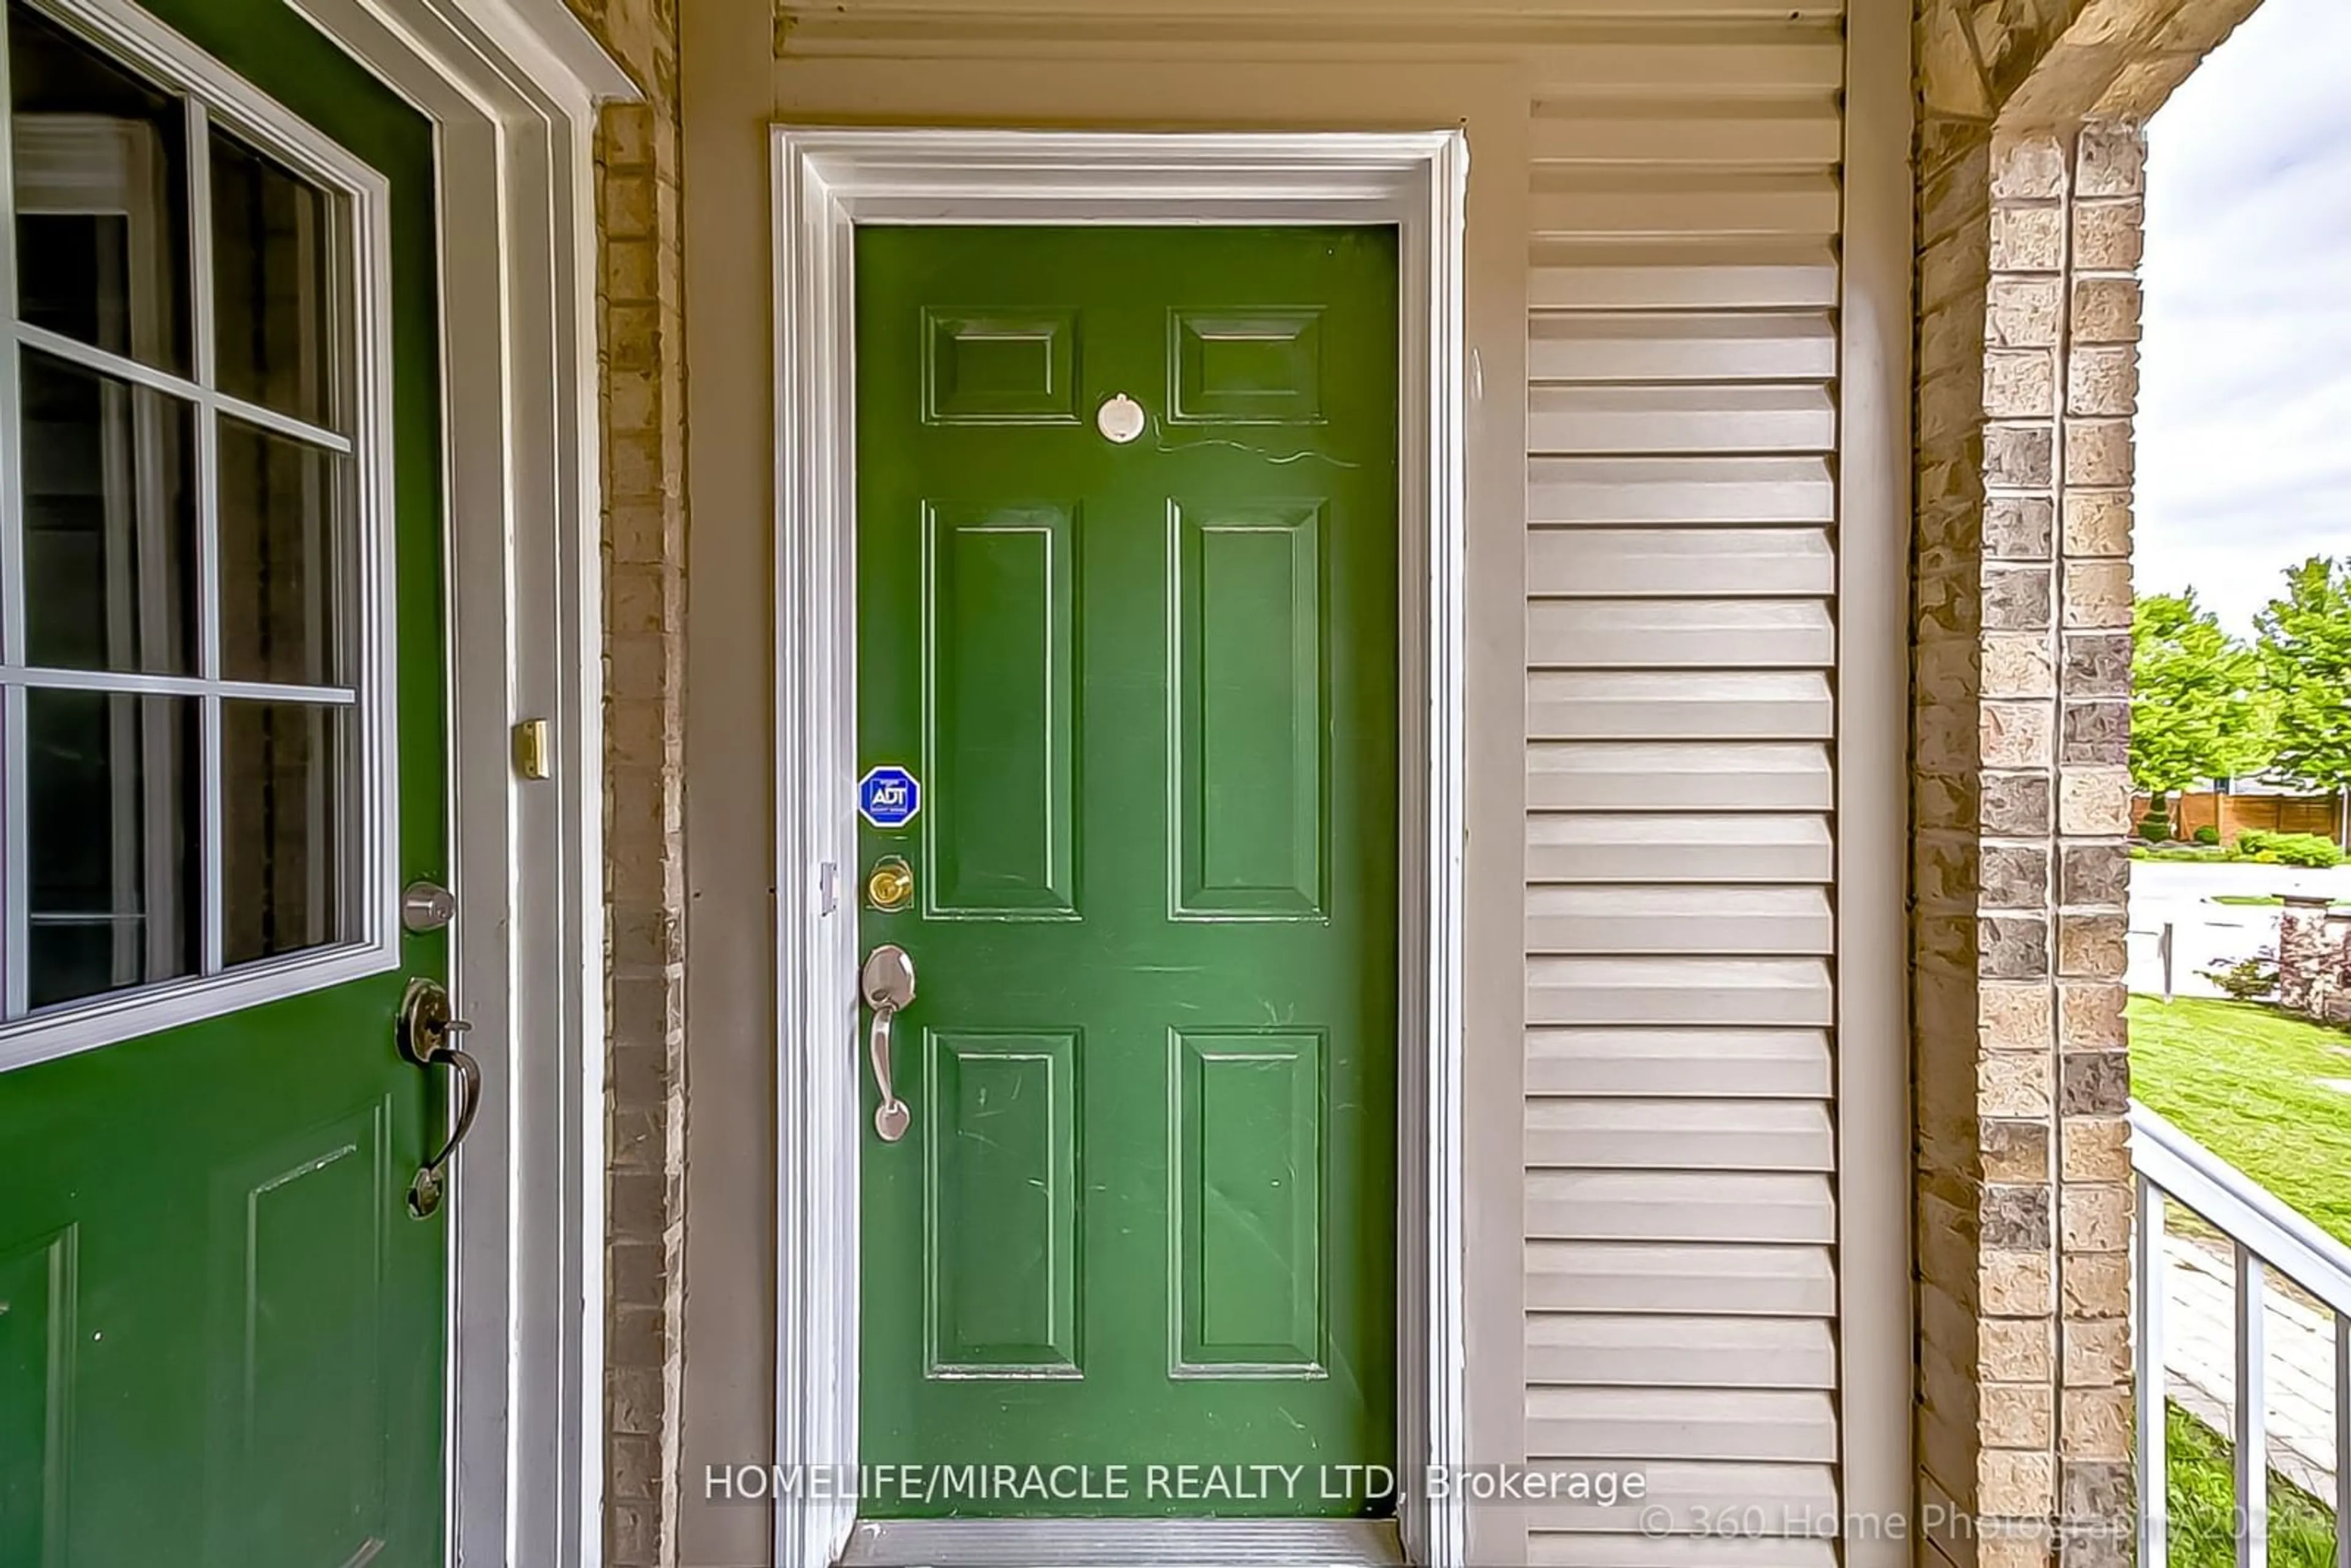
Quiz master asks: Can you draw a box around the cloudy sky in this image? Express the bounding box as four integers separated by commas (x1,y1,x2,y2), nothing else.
2137,0,2351,635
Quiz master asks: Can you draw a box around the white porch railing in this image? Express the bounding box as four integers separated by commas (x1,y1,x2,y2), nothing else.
2132,1101,2351,1568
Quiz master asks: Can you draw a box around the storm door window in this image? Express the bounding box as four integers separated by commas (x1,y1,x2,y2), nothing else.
0,0,377,1022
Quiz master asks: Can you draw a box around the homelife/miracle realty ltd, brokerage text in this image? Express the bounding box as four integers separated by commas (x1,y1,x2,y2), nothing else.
703,1463,1646,1507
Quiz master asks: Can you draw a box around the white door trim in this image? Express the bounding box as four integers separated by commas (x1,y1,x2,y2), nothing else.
769,126,1471,1568
257,0,625,1561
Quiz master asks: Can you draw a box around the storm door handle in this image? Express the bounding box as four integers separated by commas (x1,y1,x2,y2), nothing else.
397,976,481,1217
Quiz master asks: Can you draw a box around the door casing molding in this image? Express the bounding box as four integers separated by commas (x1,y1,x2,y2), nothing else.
770,126,1471,1568
239,0,628,1561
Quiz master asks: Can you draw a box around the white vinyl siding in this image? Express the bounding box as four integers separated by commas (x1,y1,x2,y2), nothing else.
1521,11,1847,1562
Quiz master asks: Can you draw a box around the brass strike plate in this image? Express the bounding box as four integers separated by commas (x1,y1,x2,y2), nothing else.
866,855,914,912
512,718,551,781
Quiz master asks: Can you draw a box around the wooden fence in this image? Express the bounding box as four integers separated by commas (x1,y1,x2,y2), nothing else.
2135,790,2347,843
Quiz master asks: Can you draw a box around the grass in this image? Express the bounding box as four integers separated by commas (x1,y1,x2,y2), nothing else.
2207,895,2351,910
2137,844,2233,862
2126,996,2351,1247
2133,1000,2351,1563
2164,1401,2336,1568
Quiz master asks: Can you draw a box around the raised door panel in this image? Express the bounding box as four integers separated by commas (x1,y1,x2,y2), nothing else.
1171,1030,1324,1376
206,1099,392,1566
0,1226,73,1566
923,1031,1082,1377
923,503,1078,917
1169,503,1324,920
1170,309,1324,424
924,310,1081,425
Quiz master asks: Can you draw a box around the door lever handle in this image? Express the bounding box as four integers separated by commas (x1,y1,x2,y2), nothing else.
397,976,481,1217
861,944,915,1142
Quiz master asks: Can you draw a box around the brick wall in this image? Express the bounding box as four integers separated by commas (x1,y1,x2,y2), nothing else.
1912,2,2264,1564
560,1,691,1563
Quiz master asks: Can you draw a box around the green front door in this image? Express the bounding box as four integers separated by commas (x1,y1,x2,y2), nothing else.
856,226,1400,1518
0,1,448,1563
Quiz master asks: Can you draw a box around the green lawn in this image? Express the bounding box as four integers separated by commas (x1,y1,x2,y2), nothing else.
2165,1401,2336,1568
2208,895,2351,910
2131,1001,2351,1561
2126,996,2351,1248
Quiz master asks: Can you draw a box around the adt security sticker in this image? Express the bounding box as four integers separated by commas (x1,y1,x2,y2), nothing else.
857,765,921,830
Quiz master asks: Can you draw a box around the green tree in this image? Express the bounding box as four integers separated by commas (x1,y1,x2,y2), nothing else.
2131,590,2267,811
2257,558,2351,839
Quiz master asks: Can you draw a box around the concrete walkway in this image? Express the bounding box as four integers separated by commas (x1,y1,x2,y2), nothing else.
2162,1232,2340,1502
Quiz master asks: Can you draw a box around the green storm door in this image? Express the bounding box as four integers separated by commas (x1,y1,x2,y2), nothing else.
856,226,1400,1518
0,1,451,1564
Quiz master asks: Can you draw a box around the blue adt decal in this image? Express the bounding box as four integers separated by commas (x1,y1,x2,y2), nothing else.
857,765,921,830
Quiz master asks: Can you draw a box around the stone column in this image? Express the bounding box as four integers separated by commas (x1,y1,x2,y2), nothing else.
2277,896,2330,1015
1912,99,2143,1568
561,0,692,1559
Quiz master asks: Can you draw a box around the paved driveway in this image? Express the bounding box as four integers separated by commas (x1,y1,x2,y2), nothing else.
2128,859,2351,998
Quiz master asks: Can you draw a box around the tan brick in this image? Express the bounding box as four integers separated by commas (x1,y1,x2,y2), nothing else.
2057,981,2126,1049
1992,138,2068,200
2062,1249,2132,1319
2058,769,2134,835
1983,1318,2056,1382
2064,419,2135,487
2068,278,2142,345
602,238,662,304
1983,702,2055,768
1984,1119,2053,1182
2061,489,2131,557
1979,1534,2055,1568
1984,632,2057,698
1987,277,2062,348
2077,124,2147,197
1985,349,2057,418
1991,205,2065,271
2062,1316,2132,1384
1981,1053,2054,1117
2056,912,2126,978
1981,981,2055,1049
2071,200,2143,270
2062,1387,2133,1460
2060,1185,2131,1253
1979,1447,2056,1515
2068,347,2138,419
2059,1123,2134,1185
602,171,658,241
1982,1384,2054,1447
2061,561,2132,628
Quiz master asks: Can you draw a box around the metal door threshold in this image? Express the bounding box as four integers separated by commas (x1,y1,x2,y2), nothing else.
838,1517,1406,1567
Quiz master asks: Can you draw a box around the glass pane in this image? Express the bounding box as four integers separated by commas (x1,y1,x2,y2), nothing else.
20,347,198,674
218,418,346,685
211,129,335,427
222,700,348,964
7,2,190,375
25,688,198,1007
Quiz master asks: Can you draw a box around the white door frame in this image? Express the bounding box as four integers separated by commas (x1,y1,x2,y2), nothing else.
242,0,626,1561
768,127,1471,1568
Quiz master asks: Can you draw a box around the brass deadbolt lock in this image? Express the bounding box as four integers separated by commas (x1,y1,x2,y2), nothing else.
866,855,914,912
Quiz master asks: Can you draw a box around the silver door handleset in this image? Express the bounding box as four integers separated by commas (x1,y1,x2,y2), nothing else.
861,944,915,1142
